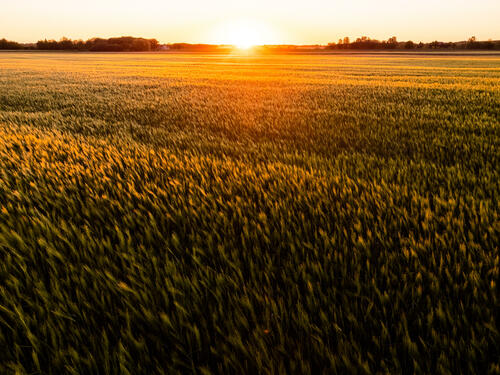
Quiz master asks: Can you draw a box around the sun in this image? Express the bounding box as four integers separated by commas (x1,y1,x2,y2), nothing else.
230,25,262,49
210,19,278,49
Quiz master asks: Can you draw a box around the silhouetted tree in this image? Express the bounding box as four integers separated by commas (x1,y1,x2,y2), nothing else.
352,36,380,49
35,36,160,52
429,41,440,49
466,36,477,49
0,38,22,49
404,41,415,49
385,36,398,49
59,37,74,50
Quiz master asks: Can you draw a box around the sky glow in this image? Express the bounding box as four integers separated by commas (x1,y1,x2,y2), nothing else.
1,0,499,44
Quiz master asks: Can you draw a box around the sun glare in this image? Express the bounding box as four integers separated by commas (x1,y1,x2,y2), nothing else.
210,19,278,49
231,25,261,49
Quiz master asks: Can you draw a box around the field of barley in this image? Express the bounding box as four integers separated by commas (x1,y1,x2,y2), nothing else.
0,51,499,374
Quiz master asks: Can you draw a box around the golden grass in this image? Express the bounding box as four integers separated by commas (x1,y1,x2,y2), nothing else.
0,52,499,374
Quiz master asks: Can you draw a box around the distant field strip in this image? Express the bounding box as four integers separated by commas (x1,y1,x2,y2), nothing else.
0,52,499,374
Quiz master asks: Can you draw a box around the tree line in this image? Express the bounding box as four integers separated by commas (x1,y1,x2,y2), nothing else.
0,39,25,50
0,37,159,51
1,36,499,51
36,37,159,51
327,36,499,50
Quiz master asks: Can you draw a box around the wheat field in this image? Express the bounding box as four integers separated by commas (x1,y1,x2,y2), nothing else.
0,52,499,374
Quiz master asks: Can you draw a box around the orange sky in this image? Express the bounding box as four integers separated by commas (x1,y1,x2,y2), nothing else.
1,0,499,44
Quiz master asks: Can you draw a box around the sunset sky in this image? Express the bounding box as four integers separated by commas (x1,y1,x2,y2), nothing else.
2,0,499,44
